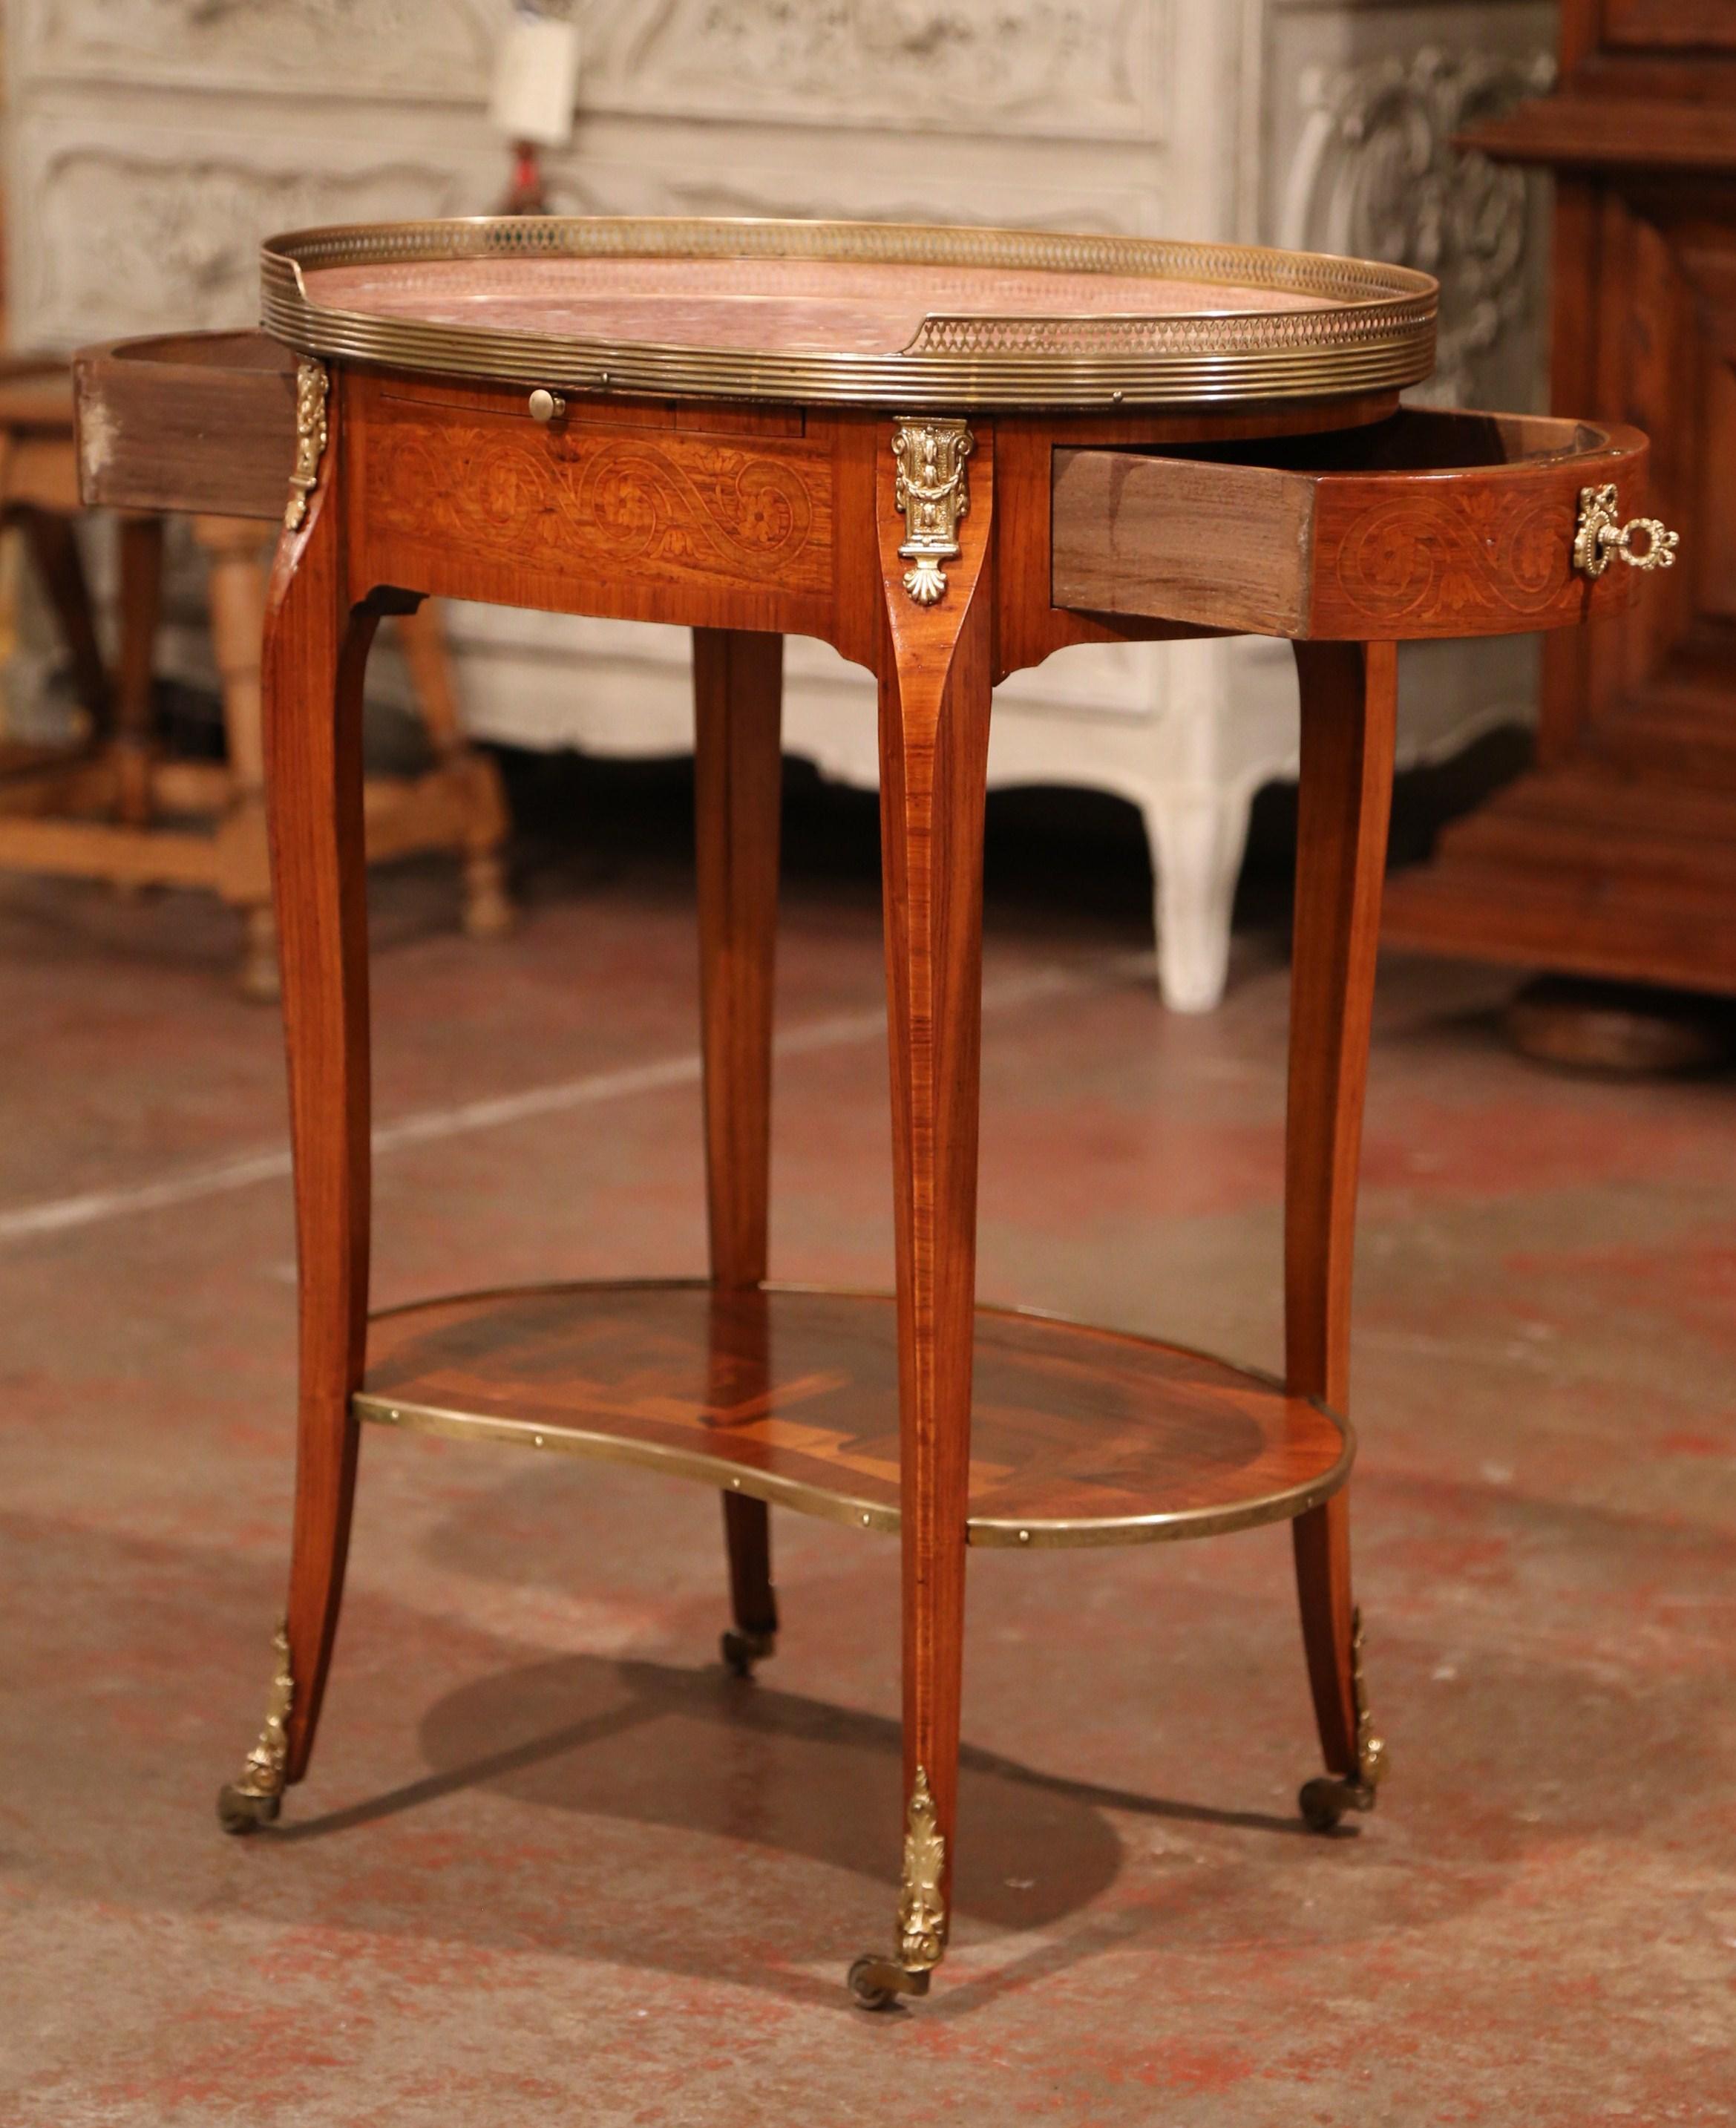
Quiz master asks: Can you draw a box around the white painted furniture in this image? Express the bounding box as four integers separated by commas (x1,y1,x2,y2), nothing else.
4,0,1555,1006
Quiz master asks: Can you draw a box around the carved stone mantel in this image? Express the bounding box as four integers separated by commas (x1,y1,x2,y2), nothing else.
4,0,1556,1010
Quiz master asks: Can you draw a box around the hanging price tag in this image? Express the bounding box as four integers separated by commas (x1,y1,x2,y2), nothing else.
488,16,582,148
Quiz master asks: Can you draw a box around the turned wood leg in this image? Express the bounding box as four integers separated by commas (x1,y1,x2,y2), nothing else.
396,598,515,940
16,505,111,730
1140,782,1252,1015
1285,639,1396,1833
113,514,164,828
850,424,994,2007
193,515,278,998
693,625,784,1675
395,596,464,754
220,430,376,1831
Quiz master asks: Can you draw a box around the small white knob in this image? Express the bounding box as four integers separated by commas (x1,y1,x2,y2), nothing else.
528,387,566,424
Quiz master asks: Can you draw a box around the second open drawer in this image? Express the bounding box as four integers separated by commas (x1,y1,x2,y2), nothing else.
1052,408,1663,641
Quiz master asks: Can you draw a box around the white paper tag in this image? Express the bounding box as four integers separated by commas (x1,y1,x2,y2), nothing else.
488,18,582,148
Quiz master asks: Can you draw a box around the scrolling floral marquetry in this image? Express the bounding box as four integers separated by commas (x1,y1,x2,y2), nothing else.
1329,488,1574,628
284,358,329,531
891,417,972,606
897,1766,947,1971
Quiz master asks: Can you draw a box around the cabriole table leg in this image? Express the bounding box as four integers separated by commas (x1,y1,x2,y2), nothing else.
219,376,374,1833
1285,639,1397,1831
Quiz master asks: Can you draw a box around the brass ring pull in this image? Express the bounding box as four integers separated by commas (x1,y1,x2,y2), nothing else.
1574,483,1680,579
528,387,567,424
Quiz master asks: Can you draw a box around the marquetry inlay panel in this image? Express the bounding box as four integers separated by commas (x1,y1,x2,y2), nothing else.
363,410,834,603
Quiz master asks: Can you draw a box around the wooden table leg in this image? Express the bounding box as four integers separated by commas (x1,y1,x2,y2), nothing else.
193,514,278,997
396,598,514,940
693,625,784,1676
113,514,164,828
1284,638,1396,1833
219,428,376,1833
850,425,994,2008
13,503,112,731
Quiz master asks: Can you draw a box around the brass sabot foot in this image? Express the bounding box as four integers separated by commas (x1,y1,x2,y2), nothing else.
217,1619,294,1836
1300,1605,1386,1833
849,1764,947,2008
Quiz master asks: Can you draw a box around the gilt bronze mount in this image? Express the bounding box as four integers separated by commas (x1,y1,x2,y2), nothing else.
1298,1606,1387,1832
892,417,972,605
1573,482,1679,580
284,359,328,532
849,1766,949,2009
217,1620,294,1833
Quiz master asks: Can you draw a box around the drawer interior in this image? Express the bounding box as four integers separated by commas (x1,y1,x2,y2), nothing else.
1133,407,1611,476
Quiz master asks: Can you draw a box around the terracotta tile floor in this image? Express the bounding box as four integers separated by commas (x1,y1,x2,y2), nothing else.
2,803,1734,2126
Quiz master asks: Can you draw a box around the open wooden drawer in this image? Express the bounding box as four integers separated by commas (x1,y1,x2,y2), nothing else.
74,330,297,521
1051,408,1671,640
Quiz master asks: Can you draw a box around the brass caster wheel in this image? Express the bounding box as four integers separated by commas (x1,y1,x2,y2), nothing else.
720,1628,776,1678
848,1954,929,2011
217,1781,281,1834
1299,1773,1375,1833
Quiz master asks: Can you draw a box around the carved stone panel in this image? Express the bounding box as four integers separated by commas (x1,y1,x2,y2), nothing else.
1274,35,1556,406
602,0,1159,140
16,0,503,100
11,124,468,345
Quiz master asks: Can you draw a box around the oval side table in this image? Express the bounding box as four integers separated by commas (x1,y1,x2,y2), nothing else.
117,218,1674,2010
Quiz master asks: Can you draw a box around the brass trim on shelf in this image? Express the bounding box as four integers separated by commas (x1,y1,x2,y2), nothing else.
352,1279,1356,1550
358,1387,900,1536
259,215,1437,409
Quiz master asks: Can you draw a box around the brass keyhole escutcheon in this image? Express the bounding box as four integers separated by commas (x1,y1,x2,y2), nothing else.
1574,483,1680,579
528,387,566,424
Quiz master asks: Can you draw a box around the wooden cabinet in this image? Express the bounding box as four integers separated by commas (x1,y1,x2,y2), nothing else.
1383,1,1736,995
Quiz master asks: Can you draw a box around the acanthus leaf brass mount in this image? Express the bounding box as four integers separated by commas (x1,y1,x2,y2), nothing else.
850,1764,948,2009
284,359,328,531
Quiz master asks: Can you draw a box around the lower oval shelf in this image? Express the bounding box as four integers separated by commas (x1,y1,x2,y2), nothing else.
356,1280,1352,1549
